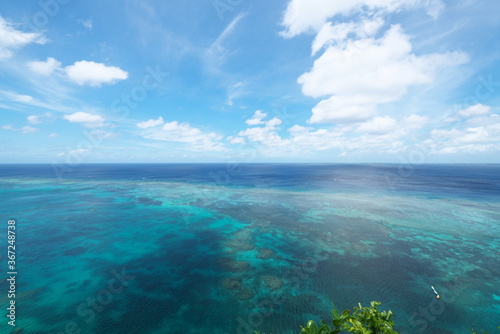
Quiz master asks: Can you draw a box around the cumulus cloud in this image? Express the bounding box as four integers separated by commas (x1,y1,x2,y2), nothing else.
136,116,164,129
231,110,435,157
280,0,444,38
232,106,496,158
0,16,46,59
26,57,62,76
237,111,286,146
245,110,268,125
63,112,105,128
227,136,246,144
281,0,467,126
25,57,128,87
292,113,428,153
457,104,492,118
311,18,384,56
309,95,377,123
401,114,430,129
139,120,225,152
298,24,468,124
429,105,500,154
238,126,286,146
356,116,398,134
64,61,128,87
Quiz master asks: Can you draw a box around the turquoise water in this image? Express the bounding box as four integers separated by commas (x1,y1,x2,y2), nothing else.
0,164,499,333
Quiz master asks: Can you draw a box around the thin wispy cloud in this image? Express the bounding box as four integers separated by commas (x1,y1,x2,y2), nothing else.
79,19,93,30
205,13,246,73
0,16,46,59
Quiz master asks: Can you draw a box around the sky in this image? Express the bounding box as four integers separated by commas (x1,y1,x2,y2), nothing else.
0,0,499,163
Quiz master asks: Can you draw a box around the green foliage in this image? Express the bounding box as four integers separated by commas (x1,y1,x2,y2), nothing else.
470,326,500,334
299,301,398,334
256,303,499,334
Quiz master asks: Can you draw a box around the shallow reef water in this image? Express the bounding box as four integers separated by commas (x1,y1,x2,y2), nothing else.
0,164,499,333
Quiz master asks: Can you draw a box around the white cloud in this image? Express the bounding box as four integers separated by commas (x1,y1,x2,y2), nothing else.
72,148,89,154
63,112,105,128
139,120,226,151
233,111,435,157
245,110,267,125
0,16,46,59
457,104,492,118
437,144,498,155
237,111,289,149
280,0,444,38
228,106,496,158
429,107,500,154
1,91,34,103
49,132,59,138
239,126,286,145
64,61,128,87
27,115,41,124
2,124,39,134
281,0,466,126
246,122,406,156
433,125,499,145
26,57,128,87
265,117,283,128
21,126,37,134
79,19,93,30
64,112,104,123
401,114,430,130
298,24,468,124
27,112,53,124
57,148,89,157
309,95,377,123
354,113,428,137
357,116,398,134
136,116,164,129
2,124,15,131
465,114,500,127
311,18,384,56
227,136,246,144
26,57,62,76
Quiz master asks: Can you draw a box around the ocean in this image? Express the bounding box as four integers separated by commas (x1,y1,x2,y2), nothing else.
0,164,499,333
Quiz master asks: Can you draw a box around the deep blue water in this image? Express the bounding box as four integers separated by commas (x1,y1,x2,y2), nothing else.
0,164,499,334
2,163,500,198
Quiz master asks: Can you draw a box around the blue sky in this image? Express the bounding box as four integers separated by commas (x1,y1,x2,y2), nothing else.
1,0,499,163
